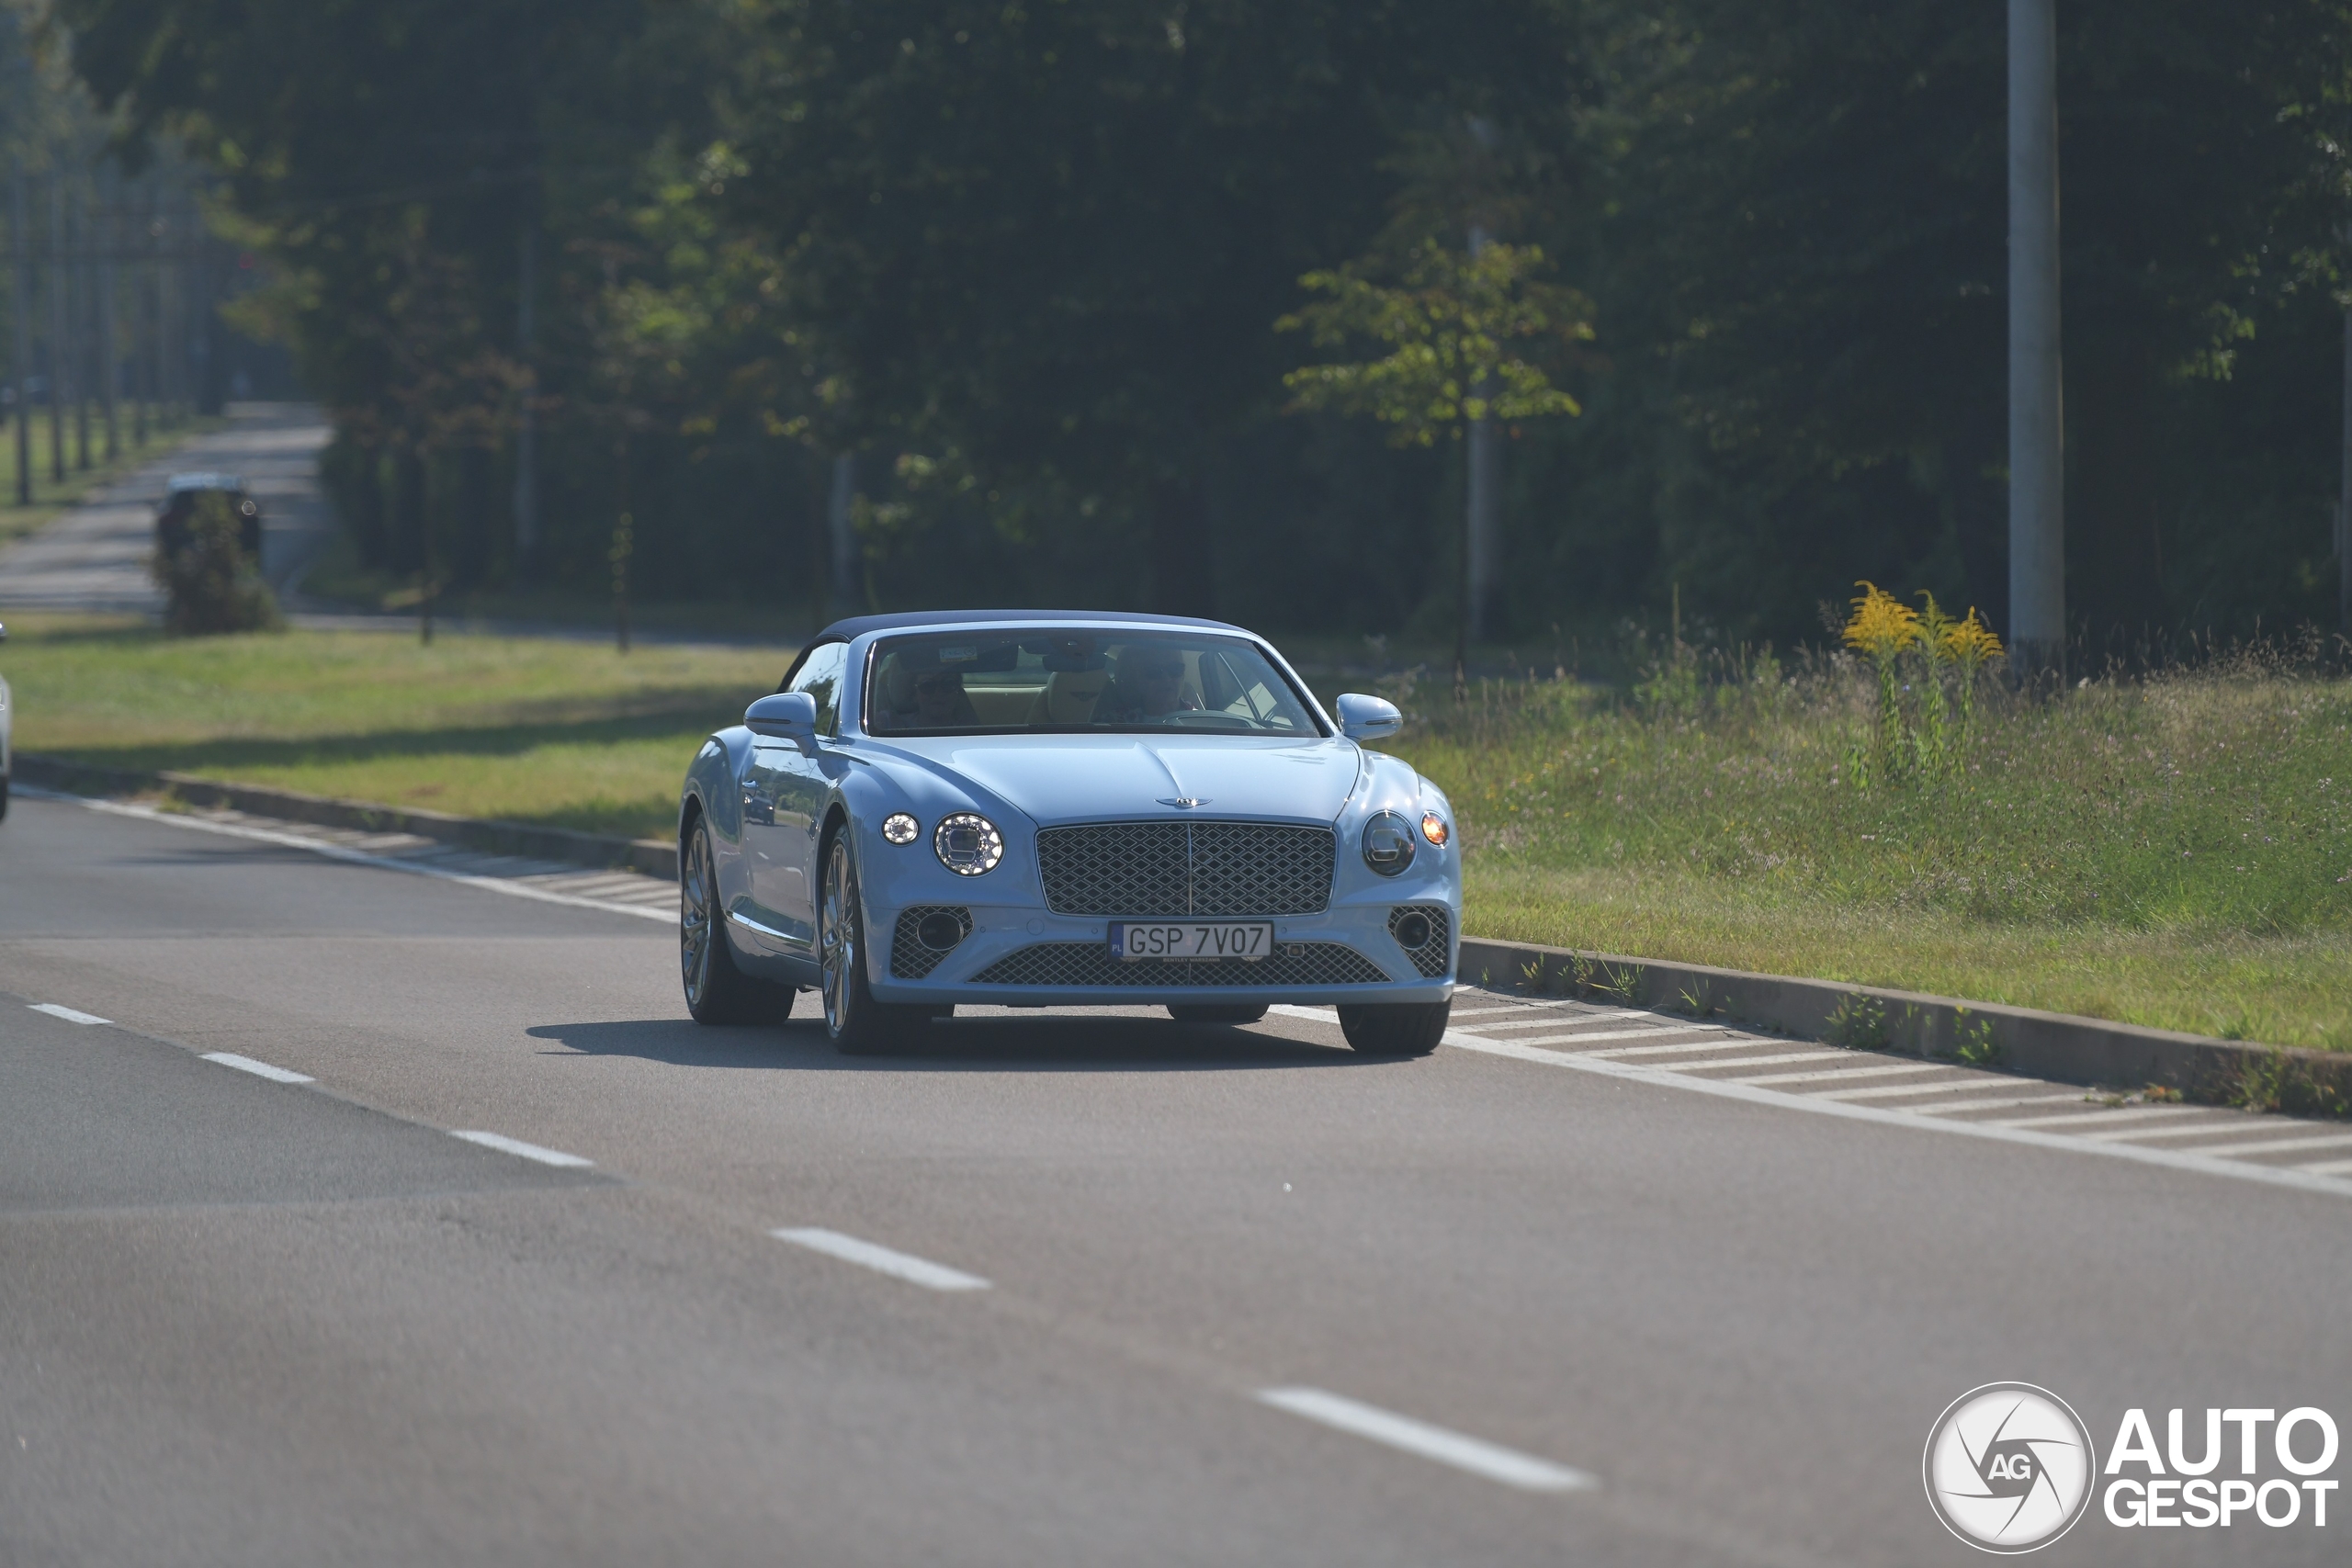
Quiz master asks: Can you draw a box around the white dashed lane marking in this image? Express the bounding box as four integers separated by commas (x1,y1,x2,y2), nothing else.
28,1002,108,1025
200,1052,314,1084
1256,1387,1597,1494
771,1228,991,1292
449,1130,595,1168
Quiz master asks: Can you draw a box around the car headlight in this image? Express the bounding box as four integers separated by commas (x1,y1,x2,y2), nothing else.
1362,811,1416,876
881,812,921,845
1420,811,1449,847
934,813,1003,875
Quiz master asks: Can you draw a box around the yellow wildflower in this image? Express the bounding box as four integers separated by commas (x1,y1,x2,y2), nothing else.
1843,581,1919,663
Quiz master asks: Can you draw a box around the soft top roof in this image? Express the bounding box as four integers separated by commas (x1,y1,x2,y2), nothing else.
165,472,247,492
815,608,1247,643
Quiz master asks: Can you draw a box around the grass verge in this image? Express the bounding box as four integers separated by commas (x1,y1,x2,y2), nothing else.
3,614,792,839
1372,649,2352,1050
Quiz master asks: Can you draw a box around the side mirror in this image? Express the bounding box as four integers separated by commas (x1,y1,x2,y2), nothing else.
0,621,8,642
745,691,819,748
1335,693,1402,742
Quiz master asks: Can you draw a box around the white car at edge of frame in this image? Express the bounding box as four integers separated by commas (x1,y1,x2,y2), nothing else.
676,610,1461,1055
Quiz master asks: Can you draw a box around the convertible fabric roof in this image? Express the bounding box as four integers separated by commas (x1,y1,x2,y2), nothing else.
815,608,1246,642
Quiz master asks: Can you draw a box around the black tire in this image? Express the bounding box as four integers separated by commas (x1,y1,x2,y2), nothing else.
681,815,792,1025
1166,1004,1268,1025
1337,999,1450,1057
819,833,932,1055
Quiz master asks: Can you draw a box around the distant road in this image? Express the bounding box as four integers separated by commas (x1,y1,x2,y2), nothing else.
0,403,333,615
1,792,2346,1566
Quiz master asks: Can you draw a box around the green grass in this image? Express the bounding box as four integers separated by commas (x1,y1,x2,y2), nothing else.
5,614,793,839
0,410,222,548
1374,650,2352,1050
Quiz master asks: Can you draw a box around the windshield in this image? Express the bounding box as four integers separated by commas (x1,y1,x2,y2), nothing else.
864,629,1325,737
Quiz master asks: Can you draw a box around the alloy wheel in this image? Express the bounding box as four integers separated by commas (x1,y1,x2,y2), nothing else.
681,826,715,1007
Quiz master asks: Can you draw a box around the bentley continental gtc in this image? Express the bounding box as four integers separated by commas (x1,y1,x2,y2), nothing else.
676,612,1459,1055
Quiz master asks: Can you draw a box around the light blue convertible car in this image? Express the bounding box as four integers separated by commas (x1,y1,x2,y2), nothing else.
676,611,1459,1055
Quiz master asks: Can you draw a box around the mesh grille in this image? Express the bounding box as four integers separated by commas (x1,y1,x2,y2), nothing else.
971,942,1387,988
1388,904,1453,979
890,906,972,979
1035,821,1335,916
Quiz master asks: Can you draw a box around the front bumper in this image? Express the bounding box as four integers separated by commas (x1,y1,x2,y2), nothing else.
866,895,1457,1009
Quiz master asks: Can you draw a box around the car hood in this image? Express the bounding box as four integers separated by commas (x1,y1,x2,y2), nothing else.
859,733,1363,827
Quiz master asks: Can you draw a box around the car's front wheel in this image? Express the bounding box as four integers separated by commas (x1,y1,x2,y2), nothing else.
681,816,791,1025
1166,1004,1268,1025
820,834,932,1055
1337,999,1450,1057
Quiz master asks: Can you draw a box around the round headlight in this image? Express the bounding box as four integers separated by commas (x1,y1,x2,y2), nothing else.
881,812,921,845
1362,811,1417,877
1420,811,1449,847
934,813,1003,875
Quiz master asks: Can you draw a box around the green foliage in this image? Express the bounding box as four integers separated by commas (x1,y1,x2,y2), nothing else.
1277,240,1592,446
153,493,281,636
1823,993,1891,1052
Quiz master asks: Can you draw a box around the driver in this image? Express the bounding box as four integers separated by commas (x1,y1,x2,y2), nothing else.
908,667,977,727
1103,647,1198,721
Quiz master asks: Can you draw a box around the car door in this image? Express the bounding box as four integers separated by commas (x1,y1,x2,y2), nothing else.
740,641,847,951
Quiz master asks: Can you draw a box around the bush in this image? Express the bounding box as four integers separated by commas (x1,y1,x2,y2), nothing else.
154,491,281,636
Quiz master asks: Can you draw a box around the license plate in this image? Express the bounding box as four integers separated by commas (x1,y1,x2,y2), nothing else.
1109,922,1274,961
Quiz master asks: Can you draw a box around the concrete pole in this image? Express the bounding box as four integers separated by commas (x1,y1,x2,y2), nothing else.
71,182,89,470
9,155,29,504
2340,300,2352,636
46,175,66,480
132,178,149,446
1465,224,1501,645
2007,0,2064,672
828,452,858,614
98,168,118,461
512,220,537,577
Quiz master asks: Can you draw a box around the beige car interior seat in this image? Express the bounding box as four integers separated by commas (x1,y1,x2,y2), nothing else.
1026,667,1111,726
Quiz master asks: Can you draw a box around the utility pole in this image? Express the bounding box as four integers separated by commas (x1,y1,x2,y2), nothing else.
9,154,29,505
132,177,149,446
98,166,117,460
512,219,537,577
46,174,66,481
1465,224,1501,647
71,178,88,470
828,451,858,614
2007,0,2064,674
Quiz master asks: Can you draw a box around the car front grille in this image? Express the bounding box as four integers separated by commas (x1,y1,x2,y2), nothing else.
1387,904,1453,978
969,942,1387,988
1035,821,1335,916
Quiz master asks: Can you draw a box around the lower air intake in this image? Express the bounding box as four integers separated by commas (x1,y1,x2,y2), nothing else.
970,942,1388,988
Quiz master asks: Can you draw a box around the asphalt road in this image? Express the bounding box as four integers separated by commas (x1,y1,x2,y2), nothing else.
2,793,2346,1566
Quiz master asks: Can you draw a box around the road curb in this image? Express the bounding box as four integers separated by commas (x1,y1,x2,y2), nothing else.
15,753,679,880
1458,937,2352,1119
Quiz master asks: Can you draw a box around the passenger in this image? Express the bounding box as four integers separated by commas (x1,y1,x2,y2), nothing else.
1102,648,1198,722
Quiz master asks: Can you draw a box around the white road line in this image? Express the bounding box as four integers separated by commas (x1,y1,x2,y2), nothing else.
770,1227,990,1292
1811,1076,2018,1102
2172,1133,2352,1160
1667,1050,1848,1073
63,797,673,923
1727,1062,1954,1088
28,1002,108,1025
1256,1387,1596,1494
1270,1004,1336,1021
1509,1025,1739,1050
2081,1120,2276,1144
2299,1156,2352,1177
1472,1009,1658,1030
1438,1028,2352,1200
1566,1036,1778,1060
448,1130,595,1168
1902,1092,2091,1117
200,1052,313,1084
1987,1104,2207,1131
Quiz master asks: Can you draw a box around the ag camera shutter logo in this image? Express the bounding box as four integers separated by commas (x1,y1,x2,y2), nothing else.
1923,1382,2097,1553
